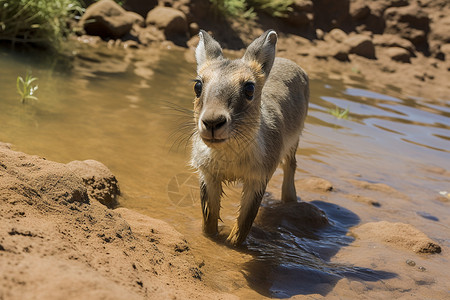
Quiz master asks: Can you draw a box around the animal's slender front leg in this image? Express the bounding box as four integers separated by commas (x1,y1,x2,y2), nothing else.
200,172,222,235
282,139,299,203
227,180,267,246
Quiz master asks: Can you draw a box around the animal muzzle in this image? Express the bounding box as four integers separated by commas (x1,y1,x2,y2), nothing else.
198,110,230,145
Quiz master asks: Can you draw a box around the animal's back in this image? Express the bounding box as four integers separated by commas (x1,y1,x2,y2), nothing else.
261,57,309,160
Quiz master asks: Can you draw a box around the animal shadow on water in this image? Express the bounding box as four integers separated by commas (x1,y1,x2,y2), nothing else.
240,194,396,298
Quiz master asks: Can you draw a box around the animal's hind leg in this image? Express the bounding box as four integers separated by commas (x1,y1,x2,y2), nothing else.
281,138,299,203
199,173,222,236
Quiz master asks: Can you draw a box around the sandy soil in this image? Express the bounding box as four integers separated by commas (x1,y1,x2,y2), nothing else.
0,142,234,299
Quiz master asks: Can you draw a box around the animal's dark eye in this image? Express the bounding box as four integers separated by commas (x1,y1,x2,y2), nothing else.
243,82,255,100
194,80,202,98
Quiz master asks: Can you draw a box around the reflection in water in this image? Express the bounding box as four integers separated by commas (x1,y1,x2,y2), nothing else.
0,44,449,298
244,198,395,297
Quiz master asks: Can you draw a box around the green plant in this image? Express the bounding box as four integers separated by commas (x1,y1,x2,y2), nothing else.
210,0,254,18
329,106,349,119
249,0,293,18
209,0,293,19
16,71,38,103
0,0,83,49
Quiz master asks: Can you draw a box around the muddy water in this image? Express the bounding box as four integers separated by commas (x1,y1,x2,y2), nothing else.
0,45,449,298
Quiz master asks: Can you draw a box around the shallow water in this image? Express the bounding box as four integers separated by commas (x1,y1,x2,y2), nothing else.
0,44,449,298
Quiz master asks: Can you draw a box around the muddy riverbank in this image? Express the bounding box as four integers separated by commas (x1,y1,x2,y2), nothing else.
74,0,450,102
0,142,234,299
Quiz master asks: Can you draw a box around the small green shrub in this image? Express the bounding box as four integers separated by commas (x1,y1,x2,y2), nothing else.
0,0,83,49
249,0,293,18
17,71,38,103
210,0,293,19
329,106,350,119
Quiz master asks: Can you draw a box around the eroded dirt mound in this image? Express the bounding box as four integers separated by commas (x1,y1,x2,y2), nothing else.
0,142,233,300
352,221,442,254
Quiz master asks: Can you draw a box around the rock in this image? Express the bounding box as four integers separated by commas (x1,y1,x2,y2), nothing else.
76,35,102,46
138,26,166,45
189,22,199,37
123,0,158,18
344,34,376,58
255,201,329,230
373,34,415,54
286,11,313,27
441,43,450,61
146,7,188,41
67,160,120,208
325,28,348,43
352,221,442,254
167,0,211,23
350,1,370,20
316,28,325,40
312,0,352,31
430,15,450,44
384,4,430,45
388,0,409,7
386,47,411,63
319,39,351,61
429,15,450,58
123,40,139,49
356,2,386,34
298,177,333,192
385,4,430,29
292,0,313,12
80,0,144,39
288,0,314,26
332,46,350,61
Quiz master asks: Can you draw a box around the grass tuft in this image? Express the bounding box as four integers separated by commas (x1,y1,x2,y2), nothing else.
17,71,39,103
0,0,83,49
329,106,350,119
210,0,293,19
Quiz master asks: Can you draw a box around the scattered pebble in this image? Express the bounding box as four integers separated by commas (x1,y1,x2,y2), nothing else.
439,191,449,198
418,266,426,272
406,259,416,266
417,211,439,222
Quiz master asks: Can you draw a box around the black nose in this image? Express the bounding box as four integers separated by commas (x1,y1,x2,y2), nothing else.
202,115,227,131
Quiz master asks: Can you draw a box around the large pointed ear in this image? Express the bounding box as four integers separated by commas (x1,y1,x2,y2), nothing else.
195,30,223,70
243,30,278,76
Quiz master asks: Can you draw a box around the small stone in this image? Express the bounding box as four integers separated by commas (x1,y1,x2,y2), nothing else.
406,259,416,266
373,34,415,53
350,2,370,20
344,34,376,59
286,11,312,27
189,22,199,37
316,29,325,40
386,47,411,63
418,266,426,272
292,0,313,12
325,28,348,43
